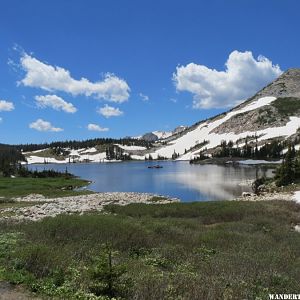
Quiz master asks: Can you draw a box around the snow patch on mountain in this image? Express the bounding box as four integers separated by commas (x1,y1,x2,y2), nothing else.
142,96,278,160
152,131,173,140
115,144,147,151
237,159,282,165
80,147,98,154
24,151,118,164
23,147,123,164
134,126,187,142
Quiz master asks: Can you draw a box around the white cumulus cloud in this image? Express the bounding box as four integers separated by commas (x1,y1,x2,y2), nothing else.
0,100,15,111
29,119,63,132
20,54,130,102
87,123,109,132
97,104,123,118
35,94,77,113
173,50,282,109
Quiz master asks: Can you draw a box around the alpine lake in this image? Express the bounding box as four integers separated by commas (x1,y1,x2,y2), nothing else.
29,161,275,201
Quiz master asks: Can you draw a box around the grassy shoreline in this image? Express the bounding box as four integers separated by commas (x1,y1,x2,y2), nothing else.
0,177,92,199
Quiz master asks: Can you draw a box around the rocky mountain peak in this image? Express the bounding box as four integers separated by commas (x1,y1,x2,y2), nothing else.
210,68,300,136
257,67,300,98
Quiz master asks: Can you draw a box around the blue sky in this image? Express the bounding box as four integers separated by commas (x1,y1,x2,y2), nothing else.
0,0,299,144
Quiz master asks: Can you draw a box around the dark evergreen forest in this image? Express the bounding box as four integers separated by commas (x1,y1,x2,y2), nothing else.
13,138,153,152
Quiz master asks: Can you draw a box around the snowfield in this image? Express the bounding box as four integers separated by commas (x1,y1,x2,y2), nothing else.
23,148,50,155
152,96,279,160
131,96,300,160
152,131,173,140
115,144,147,151
24,156,69,164
79,147,98,154
237,159,282,165
23,151,120,164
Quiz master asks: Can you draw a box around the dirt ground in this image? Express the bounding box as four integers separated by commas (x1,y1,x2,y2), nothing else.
0,282,41,300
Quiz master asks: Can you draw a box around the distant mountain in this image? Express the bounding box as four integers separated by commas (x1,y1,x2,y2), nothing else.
172,125,188,135
136,126,188,142
152,131,173,140
140,132,163,142
133,68,300,160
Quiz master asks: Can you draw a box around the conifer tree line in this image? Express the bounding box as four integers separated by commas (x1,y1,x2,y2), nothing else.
0,144,25,176
0,144,75,177
275,145,300,186
191,138,291,163
252,144,300,188
190,138,300,187
105,145,132,161
212,139,287,159
14,138,153,152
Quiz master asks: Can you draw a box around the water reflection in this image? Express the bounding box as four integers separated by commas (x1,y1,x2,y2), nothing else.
158,164,272,201
29,161,274,202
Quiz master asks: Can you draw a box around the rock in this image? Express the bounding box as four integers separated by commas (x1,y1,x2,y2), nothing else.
257,184,266,192
1,192,179,222
242,192,252,197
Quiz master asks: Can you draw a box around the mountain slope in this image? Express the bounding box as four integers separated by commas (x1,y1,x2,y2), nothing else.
141,68,300,160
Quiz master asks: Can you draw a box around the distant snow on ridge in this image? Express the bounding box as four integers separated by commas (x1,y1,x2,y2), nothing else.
23,147,119,164
134,125,188,142
152,131,172,140
138,95,300,161
115,144,147,151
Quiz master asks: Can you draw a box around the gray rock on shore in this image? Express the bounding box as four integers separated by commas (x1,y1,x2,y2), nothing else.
0,193,180,222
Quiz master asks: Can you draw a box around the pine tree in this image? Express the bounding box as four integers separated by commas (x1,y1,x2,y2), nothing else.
275,145,295,186
294,155,300,179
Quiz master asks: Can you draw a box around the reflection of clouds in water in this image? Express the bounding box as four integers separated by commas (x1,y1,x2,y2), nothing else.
29,162,275,201
159,165,268,200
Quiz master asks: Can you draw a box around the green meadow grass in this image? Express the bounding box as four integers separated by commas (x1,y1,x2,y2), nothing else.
0,177,92,198
0,200,299,299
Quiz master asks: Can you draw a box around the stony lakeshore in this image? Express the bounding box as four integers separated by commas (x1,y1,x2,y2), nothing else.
236,191,294,202
0,192,180,222
1,189,299,223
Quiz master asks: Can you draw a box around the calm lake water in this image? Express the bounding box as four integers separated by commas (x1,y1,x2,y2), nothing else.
29,161,274,202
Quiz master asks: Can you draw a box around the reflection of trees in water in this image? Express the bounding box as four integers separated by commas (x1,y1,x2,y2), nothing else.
253,165,275,180
28,162,276,201
165,165,275,200
228,165,274,180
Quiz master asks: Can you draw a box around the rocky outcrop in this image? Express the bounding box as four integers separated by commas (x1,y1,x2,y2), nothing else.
235,68,300,109
142,132,160,142
236,191,294,202
211,103,288,135
211,69,300,135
